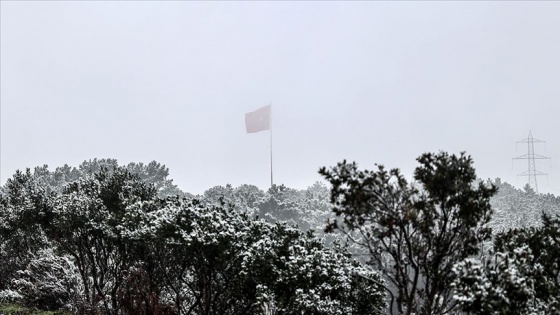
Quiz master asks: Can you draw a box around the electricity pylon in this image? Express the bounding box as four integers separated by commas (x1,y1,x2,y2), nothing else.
513,130,550,193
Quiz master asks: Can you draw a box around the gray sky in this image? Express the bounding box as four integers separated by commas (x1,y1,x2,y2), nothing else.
2,1,560,195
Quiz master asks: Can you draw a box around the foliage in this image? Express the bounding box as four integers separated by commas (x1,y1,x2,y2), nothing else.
453,213,560,314
489,178,560,233
1,160,384,314
201,182,336,240
14,154,560,314
0,169,52,291
2,159,186,198
202,183,265,217
0,303,72,315
9,249,83,311
319,152,496,315
120,196,385,314
43,167,158,313
117,266,176,315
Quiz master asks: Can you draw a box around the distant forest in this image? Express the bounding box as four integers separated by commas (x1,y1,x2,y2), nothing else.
1,153,560,314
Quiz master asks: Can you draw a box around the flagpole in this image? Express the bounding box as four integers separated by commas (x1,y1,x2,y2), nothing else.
270,102,273,188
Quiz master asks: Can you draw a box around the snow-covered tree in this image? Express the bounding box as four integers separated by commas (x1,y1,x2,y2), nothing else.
489,178,560,232
121,196,386,314
125,161,188,198
320,152,496,315
43,167,157,313
9,248,83,311
452,213,560,314
2,162,385,314
0,169,52,291
2,158,187,197
201,182,335,238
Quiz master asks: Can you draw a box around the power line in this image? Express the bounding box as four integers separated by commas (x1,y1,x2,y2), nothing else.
512,130,550,193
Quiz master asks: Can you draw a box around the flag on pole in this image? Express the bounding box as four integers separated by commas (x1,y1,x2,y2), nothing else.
245,105,271,133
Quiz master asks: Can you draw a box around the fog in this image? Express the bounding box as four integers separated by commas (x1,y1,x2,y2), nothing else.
2,1,560,194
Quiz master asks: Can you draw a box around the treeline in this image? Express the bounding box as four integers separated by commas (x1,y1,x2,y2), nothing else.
0,160,384,314
490,178,560,232
1,154,560,314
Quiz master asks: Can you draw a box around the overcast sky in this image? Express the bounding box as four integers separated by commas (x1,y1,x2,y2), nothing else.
2,1,560,195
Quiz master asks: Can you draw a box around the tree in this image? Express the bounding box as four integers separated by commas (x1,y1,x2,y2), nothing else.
3,159,187,198
0,169,52,291
0,159,186,298
2,162,386,314
319,152,496,315
10,248,83,311
121,196,386,314
125,161,187,198
489,178,560,232
453,213,560,314
43,167,157,313
258,185,304,227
